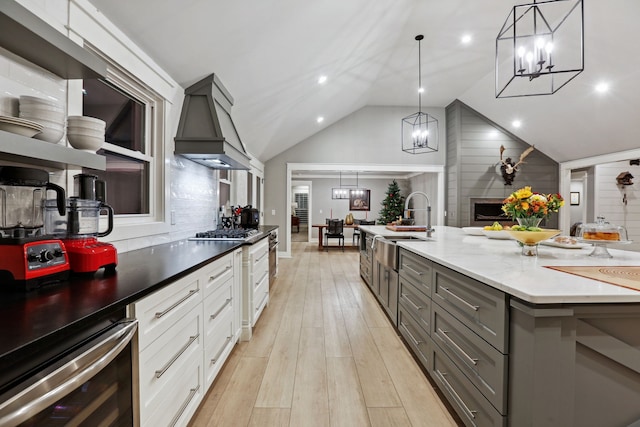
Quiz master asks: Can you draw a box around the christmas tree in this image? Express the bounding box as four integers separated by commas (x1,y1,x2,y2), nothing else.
378,180,405,225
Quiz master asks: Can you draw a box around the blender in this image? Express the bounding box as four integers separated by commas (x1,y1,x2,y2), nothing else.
45,174,117,273
0,166,70,290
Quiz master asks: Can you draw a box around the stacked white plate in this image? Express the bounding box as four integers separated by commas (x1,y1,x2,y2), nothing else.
67,115,105,151
19,96,65,143
0,115,43,137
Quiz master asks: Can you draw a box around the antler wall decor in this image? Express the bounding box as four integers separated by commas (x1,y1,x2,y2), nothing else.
499,145,535,185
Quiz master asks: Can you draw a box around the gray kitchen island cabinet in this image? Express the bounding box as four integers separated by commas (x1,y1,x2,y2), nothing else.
392,239,640,427
355,225,640,427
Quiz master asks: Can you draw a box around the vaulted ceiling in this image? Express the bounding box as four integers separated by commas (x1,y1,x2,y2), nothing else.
86,0,640,163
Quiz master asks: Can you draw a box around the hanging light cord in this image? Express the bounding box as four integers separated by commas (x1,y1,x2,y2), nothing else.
416,34,423,112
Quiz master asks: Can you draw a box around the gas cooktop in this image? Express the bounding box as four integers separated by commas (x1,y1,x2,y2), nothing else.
189,228,261,241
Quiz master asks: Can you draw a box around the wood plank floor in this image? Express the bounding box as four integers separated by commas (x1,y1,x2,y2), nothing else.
189,242,460,427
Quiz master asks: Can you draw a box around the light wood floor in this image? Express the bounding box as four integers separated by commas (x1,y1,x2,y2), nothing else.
189,242,460,427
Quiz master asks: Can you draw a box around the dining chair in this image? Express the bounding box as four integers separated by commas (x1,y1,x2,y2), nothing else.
325,219,344,251
353,219,376,246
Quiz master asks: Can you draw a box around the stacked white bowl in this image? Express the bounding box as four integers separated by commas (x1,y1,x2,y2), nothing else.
66,116,105,151
19,96,65,143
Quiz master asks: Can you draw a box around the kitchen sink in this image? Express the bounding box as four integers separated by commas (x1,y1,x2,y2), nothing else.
374,235,426,271
387,235,424,241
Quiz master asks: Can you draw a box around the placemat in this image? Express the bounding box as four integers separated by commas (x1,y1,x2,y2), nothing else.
545,266,640,292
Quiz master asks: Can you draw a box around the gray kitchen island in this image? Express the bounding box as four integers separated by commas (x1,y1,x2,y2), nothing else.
358,225,640,427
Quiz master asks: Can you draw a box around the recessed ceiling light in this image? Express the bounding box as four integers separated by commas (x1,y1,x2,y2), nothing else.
418,87,425,94
461,34,472,44
512,120,522,128
318,75,328,84
317,116,324,123
595,82,609,93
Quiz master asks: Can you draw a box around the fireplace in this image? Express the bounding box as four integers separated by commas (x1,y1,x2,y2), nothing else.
469,198,513,227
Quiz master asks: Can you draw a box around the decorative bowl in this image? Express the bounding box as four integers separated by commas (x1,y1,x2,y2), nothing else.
506,229,562,245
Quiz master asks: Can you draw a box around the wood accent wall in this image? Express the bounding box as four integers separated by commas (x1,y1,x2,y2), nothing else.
445,100,559,228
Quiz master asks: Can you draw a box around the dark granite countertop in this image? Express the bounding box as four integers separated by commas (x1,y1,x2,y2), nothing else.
0,225,277,385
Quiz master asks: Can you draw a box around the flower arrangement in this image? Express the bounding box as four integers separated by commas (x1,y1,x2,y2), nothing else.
502,186,564,220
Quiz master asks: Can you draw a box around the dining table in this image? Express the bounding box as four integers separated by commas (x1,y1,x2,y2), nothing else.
311,223,359,250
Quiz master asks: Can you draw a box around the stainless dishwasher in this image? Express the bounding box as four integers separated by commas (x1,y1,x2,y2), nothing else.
372,236,422,326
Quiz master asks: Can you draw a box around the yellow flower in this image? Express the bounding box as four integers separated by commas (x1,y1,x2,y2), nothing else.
521,201,529,211
514,186,532,199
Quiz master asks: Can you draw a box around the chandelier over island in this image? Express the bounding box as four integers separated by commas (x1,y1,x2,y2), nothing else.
495,0,584,98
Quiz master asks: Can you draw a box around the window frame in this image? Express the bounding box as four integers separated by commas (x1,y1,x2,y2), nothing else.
73,47,169,241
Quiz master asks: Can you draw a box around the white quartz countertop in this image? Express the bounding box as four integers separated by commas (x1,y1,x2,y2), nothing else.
358,225,640,304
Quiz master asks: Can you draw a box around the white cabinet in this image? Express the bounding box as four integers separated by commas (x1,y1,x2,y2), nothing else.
241,238,269,341
131,251,241,427
201,254,236,390
233,248,243,339
132,271,204,427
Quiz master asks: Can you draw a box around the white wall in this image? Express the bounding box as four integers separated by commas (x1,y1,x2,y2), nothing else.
265,105,446,253
594,161,640,250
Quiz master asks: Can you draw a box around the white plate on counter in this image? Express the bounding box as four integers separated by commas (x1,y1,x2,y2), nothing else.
481,229,513,240
541,236,590,249
461,227,484,236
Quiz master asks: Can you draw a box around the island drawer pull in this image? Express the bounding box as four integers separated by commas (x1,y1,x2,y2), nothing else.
169,384,200,427
438,371,477,420
255,251,268,263
438,328,478,366
210,298,232,320
209,265,232,281
155,289,199,318
155,334,199,379
401,293,423,311
402,263,424,276
400,321,423,346
441,286,479,312
211,336,232,364
255,292,269,311
255,271,269,287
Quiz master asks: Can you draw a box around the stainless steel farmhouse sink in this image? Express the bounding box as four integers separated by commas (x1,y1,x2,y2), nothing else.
373,235,426,271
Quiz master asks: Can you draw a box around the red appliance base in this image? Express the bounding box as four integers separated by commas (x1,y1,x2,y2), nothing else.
0,239,70,291
63,238,118,274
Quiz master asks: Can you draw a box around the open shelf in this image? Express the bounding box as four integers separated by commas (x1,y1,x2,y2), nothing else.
0,129,105,170
0,2,106,79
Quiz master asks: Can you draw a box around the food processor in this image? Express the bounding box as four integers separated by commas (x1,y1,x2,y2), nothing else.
45,174,117,274
0,166,70,290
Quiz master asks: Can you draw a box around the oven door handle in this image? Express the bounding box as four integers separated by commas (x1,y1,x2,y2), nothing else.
0,319,138,427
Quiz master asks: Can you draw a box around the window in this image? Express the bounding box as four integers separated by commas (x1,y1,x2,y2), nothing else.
82,79,149,214
78,60,164,222
219,170,231,212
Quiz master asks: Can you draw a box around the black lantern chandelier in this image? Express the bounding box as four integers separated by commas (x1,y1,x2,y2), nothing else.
332,172,367,199
402,35,438,154
496,0,584,98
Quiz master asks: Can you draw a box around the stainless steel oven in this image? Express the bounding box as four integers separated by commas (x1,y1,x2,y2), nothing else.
0,318,137,427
